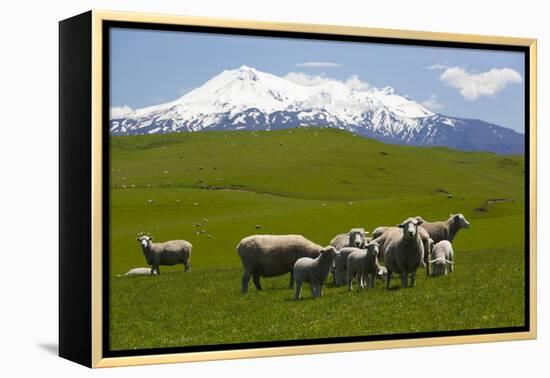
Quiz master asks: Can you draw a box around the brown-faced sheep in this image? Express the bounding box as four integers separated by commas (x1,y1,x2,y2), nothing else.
236,235,323,293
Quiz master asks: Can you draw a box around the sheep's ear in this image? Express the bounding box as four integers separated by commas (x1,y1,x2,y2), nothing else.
416,218,424,225
136,238,140,241
397,223,405,228
150,237,153,241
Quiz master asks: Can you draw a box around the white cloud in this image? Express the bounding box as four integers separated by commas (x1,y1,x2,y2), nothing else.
439,66,522,100
344,75,370,91
426,63,448,70
294,61,341,68
421,94,444,111
284,72,333,86
110,105,133,119
284,72,370,91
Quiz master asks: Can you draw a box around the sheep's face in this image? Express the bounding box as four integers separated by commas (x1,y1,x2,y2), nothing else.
453,213,471,229
348,228,367,248
137,235,153,248
398,217,423,239
431,260,447,276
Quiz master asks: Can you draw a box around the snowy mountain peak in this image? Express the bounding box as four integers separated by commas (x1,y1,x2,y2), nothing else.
109,66,524,154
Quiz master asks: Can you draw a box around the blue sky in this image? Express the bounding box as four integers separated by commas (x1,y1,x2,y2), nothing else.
110,28,525,133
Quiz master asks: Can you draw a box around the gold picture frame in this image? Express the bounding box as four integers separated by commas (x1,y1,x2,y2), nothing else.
59,10,537,368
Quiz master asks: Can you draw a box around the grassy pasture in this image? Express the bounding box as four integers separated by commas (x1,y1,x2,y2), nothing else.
109,128,525,350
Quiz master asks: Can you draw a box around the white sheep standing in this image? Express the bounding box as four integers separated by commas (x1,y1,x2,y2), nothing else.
346,242,386,290
383,217,425,289
236,234,323,293
293,246,339,299
136,233,192,275
429,240,454,276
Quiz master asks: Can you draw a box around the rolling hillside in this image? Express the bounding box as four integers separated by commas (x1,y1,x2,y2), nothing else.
109,128,526,350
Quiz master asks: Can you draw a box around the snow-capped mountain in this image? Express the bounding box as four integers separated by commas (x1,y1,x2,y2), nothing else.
110,65,524,154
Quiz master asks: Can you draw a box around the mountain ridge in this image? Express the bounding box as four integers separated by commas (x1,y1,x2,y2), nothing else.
110,65,524,154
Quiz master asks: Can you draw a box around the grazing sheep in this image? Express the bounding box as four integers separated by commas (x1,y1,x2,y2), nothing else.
416,214,470,244
293,246,339,299
429,240,454,276
119,267,157,277
136,233,192,275
236,235,323,293
346,242,385,290
383,217,425,289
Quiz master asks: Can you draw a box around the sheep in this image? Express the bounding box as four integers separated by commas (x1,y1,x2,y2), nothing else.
416,214,470,244
293,246,339,299
382,217,425,289
236,234,323,293
118,267,157,277
333,247,358,287
429,240,454,276
330,228,368,250
329,228,368,284
346,242,386,290
372,225,431,274
371,226,389,239
136,233,192,275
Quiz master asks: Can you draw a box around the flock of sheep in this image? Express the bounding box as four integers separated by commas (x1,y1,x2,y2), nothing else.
128,214,470,300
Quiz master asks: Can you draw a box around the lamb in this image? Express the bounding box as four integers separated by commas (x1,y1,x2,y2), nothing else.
429,240,454,276
293,246,339,299
346,242,386,290
136,233,192,275
118,267,157,277
416,214,470,244
383,217,425,289
236,234,323,293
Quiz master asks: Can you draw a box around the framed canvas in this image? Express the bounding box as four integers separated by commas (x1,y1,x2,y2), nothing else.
59,10,537,368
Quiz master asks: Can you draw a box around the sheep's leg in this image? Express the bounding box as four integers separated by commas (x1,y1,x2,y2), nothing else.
369,274,375,289
241,270,252,293
319,284,324,297
294,280,302,300
400,273,408,288
347,270,354,291
410,272,416,287
152,265,160,275
253,274,262,291
310,282,317,298
360,274,365,290
386,270,392,289
289,271,294,289
184,260,191,272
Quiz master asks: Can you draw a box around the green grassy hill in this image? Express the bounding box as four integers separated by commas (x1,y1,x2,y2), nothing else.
109,128,525,350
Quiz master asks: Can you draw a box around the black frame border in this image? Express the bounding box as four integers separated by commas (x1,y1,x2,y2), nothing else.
101,20,531,359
